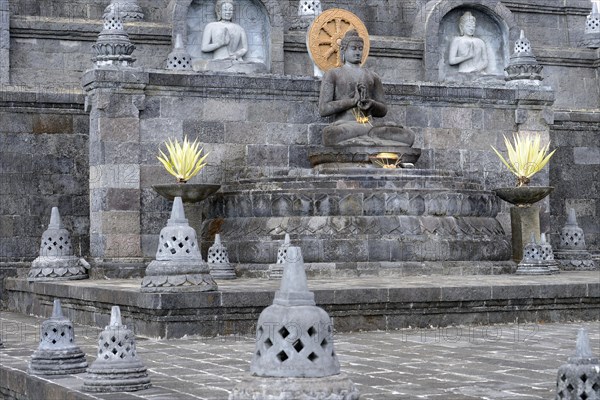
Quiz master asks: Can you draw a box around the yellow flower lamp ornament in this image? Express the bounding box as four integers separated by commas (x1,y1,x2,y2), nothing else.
153,136,220,203
491,133,556,263
157,136,209,183
492,133,556,207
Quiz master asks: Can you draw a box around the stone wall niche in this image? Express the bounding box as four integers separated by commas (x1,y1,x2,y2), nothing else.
414,0,518,82
169,0,284,74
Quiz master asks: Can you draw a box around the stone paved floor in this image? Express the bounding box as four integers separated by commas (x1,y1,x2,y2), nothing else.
1,311,599,399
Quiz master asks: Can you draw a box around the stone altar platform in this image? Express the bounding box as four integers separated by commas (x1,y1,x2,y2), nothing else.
200,168,512,275
5,271,599,339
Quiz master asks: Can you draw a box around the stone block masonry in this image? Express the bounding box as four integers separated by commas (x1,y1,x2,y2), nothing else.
550,112,600,253
0,88,89,264
0,0,8,84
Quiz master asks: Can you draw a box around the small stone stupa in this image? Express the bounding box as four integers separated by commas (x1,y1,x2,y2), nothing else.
28,299,88,376
207,234,236,279
92,5,136,67
516,233,559,275
581,2,600,48
166,34,192,70
554,208,597,270
83,306,151,392
141,196,217,292
28,207,89,282
230,246,359,400
555,327,600,400
505,30,543,86
268,233,291,279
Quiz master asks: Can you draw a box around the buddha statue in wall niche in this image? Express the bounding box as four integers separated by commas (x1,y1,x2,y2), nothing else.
440,9,506,83
192,0,267,73
449,12,488,73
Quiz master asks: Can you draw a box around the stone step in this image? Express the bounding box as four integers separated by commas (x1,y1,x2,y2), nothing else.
5,271,599,339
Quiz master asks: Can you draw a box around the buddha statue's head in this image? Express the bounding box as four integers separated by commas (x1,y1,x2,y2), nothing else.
215,0,234,21
339,29,364,65
459,11,476,36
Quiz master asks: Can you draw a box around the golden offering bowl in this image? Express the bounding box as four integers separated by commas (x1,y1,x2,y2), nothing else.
369,152,402,169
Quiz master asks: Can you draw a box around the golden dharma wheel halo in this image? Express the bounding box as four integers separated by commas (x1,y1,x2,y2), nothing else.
307,8,370,72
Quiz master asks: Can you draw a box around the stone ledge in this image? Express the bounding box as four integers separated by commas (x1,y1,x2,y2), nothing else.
10,16,171,45
82,67,556,106
0,87,85,109
5,272,599,338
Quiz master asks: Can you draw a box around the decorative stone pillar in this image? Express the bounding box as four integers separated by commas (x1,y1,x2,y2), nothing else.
517,233,559,275
0,0,9,84
554,209,597,270
580,2,600,48
166,34,192,70
207,234,236,279
103,0,144,21
505,30,543,86
268,233,291,279
28,299,88,376
230,246,359,399
510,206,541,262
92,8,136,67
28,207,89,282
555,328,600,400
83,306,151,392
141,197,218,292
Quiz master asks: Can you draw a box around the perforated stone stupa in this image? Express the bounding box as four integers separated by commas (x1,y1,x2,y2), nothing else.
92,6,136,66
83,306,151,392
141,196,217,292
28,299,88,376
166,34,192,70
268,233,291,279
554,208,597,270
28,207,89,282
505,30,543,85
581,2,600,48
555,328,600,400
517,233,559,275
230,246,359,399
207,234,236,279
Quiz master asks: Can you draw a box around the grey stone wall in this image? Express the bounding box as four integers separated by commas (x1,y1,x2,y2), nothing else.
550,112,600,254
0,0,8,84
83,69,554,261
0,88,89,263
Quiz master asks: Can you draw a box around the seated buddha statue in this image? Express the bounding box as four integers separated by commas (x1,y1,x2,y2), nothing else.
318,30,415,147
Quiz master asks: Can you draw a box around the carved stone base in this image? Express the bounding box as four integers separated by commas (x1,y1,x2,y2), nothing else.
515,262,559,275
268,263,284,279
29,348,88,376
209,263,237,280
201,169,511,271
141,273,217,292
230,373,360,400
28,256,89,282
309,145,421,167
83,362,151,392
141,259,217,292
554,251,598,270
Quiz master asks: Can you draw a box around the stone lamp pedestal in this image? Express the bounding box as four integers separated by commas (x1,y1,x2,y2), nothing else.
494,186,554,262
